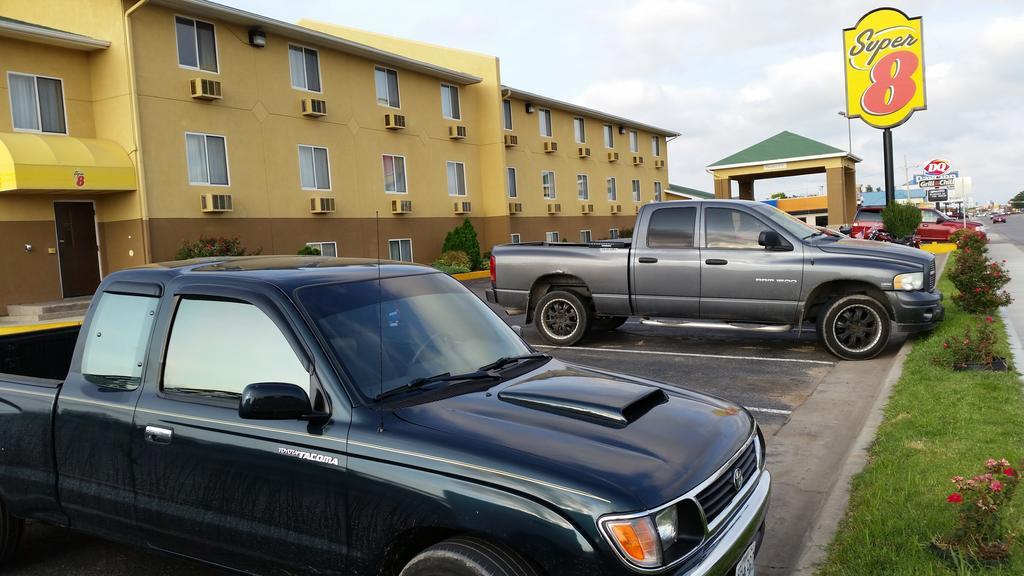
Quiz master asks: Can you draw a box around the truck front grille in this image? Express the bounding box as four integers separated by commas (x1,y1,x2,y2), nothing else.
696,438,759,525
927,260,936,292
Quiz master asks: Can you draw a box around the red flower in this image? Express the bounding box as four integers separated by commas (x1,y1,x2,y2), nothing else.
991,480,1003,492
1005,468,1017,477
986,316,994,324
947,492,963,504
943,342,950,349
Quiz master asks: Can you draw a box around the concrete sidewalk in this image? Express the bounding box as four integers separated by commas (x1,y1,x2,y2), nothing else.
986,232,1024,366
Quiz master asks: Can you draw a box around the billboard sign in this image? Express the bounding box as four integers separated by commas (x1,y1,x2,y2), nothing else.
924,159,951,176
926,189,949,202
918,177,957,189
843,8,927,129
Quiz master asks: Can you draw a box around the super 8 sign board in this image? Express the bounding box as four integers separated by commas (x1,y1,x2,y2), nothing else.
843,8,926,129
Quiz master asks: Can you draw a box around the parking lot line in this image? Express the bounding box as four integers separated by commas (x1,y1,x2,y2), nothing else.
532,344,835,366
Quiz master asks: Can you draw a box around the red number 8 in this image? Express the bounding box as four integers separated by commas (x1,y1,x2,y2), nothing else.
861,50,919,116
75,175,85,187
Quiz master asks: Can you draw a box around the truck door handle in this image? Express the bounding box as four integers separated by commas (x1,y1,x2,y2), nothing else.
705,259,728,265
637,257,658,263
144,426,173,445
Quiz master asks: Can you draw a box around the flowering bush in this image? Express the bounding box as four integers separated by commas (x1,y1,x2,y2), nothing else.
947,229,1012,314
935,316,1000,368
432,250,471,275
934,458,1020,563
175,235,259,259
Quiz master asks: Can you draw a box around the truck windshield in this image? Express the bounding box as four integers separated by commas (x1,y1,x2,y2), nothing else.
297,273,532,401
754,203,822,239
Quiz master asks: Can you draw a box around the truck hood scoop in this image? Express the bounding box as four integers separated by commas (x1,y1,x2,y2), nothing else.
497,373,667,427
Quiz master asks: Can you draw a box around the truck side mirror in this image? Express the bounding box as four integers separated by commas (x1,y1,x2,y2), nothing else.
758,230,790,251
838,225,852,235
239,382,313,420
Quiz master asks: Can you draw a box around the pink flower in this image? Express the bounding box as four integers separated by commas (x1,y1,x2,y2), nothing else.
952,475,964,484
1000,458,1011,467
987,459,999,467
991,480,1003,492
947,492,963,504
943,342,950,349
986,316,994,324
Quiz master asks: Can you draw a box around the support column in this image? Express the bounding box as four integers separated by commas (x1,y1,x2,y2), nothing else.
737,180,754,201
843,168,857,223
825,167,848,226
713,177,732,199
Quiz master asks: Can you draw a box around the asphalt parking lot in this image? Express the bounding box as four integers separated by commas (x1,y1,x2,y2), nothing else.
7,277,908,576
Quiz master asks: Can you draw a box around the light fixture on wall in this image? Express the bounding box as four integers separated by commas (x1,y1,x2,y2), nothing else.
248,28,266,48
618,125,626,134
525,102,535,114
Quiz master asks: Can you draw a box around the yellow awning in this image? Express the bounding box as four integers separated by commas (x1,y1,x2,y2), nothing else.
0,132,136,192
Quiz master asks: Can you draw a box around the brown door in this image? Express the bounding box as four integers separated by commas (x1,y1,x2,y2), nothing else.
54,202,101,298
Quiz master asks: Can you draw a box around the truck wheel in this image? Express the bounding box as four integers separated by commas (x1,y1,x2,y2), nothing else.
0,499,23,565
592,316,628,332
534,290,591,346
400,536,540,576
818,294,891,360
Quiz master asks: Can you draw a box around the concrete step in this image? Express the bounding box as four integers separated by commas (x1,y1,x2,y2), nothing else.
6,297,92,321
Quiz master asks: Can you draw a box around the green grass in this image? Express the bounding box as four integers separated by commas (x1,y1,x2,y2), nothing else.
818,256,1024,575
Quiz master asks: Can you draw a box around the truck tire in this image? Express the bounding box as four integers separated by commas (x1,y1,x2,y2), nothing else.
592,316,628,332
400,536,540,576
534,290,592,346
0,499,23,565
817,294,891,360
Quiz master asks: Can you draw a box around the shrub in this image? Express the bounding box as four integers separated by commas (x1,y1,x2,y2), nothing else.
442,218,482,270
934,458,1020,564
175,235,259,260
297,245,320,256
934,316,999,368
947,230,1012,314
620,227,634,238
432,263,472,275
435,250,470,269
881,202,922,239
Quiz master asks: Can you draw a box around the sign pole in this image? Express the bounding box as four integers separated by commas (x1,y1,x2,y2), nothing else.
882,128,896,205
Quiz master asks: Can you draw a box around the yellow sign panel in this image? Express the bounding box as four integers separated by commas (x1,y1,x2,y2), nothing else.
843,8,926,129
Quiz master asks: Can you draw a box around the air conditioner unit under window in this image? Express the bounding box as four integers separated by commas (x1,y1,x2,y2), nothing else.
610,204,622,214
504,134,518,147
309,196,336,214
580,203,594,214
608,151,620,162
547,203,561,214
384,113,407,129
578,146,591,158
632,155,645,166
301,98,327,117
190,78,222,100
543,141,558,153
654,159,666,169
448,125,467,140
453,201,472,214
508,202,522,214
391,199,412,213
200,193,232,212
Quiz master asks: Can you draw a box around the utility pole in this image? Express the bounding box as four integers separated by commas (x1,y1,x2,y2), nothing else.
882,129,896,205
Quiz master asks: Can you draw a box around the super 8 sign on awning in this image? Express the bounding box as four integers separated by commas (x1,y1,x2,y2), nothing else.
843,8,926,129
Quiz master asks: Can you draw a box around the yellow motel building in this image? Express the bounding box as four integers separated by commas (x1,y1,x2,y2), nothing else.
0,0,677,313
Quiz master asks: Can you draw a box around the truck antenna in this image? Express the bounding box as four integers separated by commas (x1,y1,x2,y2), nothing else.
376,210,385,433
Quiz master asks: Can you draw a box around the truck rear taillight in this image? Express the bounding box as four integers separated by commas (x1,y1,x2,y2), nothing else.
489,254,496,286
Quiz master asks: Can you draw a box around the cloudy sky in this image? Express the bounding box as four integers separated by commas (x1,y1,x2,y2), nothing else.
226,0,1021,203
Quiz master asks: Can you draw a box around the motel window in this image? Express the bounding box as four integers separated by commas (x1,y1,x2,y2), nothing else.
185,132,229,186
375,66,401,108
580,230,592,243
539,108,552,137
388,238,413,262
305,241,337,257
603,124,614,148
502,100,513,130
441,83,461,120
573,117,586,143
506,167,518,198
382,154,408,193
510,233,521,244
542,170,556,199
607,177,617,201
446,161,467,196
545,231,559,243
629,130,638,153
654,181,663,202
632,179,641,202
577,174,589,200
8,72,66,134
289,45,321,92
609,228,620,239
175,16,218,73
652,135,661,157
298,145,330,190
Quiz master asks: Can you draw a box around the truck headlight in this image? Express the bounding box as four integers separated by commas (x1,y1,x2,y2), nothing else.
603,516,662,568
655,506,678,547
893,272,924,291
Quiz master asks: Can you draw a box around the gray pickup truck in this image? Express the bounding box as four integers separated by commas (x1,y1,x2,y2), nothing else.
487,199,944,360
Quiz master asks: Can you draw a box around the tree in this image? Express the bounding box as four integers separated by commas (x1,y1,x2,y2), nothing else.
770,192,788,200
865,184,875,192
881,202,922,240
441,218,483,270
1010,191,1024,209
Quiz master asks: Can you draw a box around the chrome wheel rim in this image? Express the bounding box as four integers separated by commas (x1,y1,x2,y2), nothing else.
542,299,579,339
832,304,882,353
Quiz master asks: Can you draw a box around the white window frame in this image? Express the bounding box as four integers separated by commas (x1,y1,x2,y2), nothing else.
185,131,230,187
603,124,614,149
654,181,663,202
502,99,513,131
288,43,322,93
539,108,553,138
573,116,586,144
545,231,560,243
652,135,661,157
305,241,337,257
510,233,521,244
607,176,617,201
388,238,414,262
374,65,401,109
7,71,68,135
632,179,641,202
629,130,639,153
577,174,589,201
506,166,518,198
580,229,592,243
381,154,408,194
441,83,461,120
542,170,556,200
174,15,219,74
610,228,620,239
298,144,331,191
446,160,467,197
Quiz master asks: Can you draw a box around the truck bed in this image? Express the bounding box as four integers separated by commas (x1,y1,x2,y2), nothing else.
0,325,80,380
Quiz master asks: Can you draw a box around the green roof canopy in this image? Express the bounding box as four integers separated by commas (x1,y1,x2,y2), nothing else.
708,131,850,168
667,184,713,199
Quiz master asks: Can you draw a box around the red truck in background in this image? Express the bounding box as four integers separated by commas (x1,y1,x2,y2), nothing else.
847,206,987,243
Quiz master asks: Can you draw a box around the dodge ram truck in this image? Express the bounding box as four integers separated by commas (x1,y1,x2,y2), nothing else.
0,256,769,576
487,199,944,360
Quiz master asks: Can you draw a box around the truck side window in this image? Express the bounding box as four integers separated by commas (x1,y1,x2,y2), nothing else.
163,299,309,401
647,207,696,248
705,208,764,249
81,293,158,389
921,210,939,223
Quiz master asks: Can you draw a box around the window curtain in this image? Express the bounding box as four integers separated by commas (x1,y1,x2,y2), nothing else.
36,78,65,133
298,146,315,188
446,162,458,196
313,147,329,189
289,46,306,88
393,156,407,192
186,133,208,184
206,136,228,185
196,21,218,72
9,74,39,131
375,68,389,105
